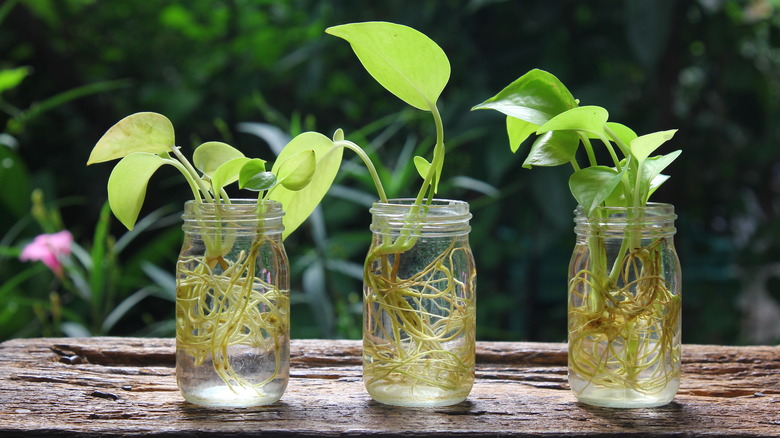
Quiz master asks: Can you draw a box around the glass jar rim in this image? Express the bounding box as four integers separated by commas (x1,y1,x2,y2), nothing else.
573,203,677,236
574,202,676,222
369,198,471,235
182,199,284,233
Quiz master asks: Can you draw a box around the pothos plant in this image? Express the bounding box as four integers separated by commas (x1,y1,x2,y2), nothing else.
323,21,475,402
87,113,342,395
473,69,682,402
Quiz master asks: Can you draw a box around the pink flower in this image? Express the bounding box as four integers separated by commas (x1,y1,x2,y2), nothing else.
19,230,73,277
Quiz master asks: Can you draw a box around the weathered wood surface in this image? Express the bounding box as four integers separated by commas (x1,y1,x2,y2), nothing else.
0,337,778,437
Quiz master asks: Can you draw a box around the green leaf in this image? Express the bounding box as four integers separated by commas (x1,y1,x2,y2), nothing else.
638,150,681,202
472,69,577,125
413,155,431,180
0,66,31,94
0,146,31,218
107,152,167,230
269,132,343,239
239,159,274,191
276,150,316,191
88,112,174,164
413,155,439,194
506,116,538,153
522,130,579,168
193,141,245,177
630,129,677,163
605,122,637,145
569,166,625,216
211,157,252,192
239,160,276,192
537,106,609,137
326,21,450,111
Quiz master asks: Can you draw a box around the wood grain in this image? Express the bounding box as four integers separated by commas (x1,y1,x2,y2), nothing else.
0,337,778,437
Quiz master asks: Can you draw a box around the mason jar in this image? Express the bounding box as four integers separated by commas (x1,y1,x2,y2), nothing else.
175,199,290,407
568,203,681,408
363,198,476,407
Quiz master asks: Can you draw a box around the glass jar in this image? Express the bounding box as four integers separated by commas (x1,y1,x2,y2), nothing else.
363,198,476,407
568,203,681,408
175,199,290,407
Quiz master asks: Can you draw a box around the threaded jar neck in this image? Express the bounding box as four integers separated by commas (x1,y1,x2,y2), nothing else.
573,203,677,238
182,199,285,236
369,198,471,237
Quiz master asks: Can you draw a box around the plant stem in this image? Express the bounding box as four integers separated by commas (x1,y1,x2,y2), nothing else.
169,145,214,203
163,157,205,203
579,134,598,168
414,104,445,206
334,138,388,203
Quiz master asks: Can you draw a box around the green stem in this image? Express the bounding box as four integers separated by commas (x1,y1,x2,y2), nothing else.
163,158,205,203
579,134,599,168
333,136,388,203
597,134,622,172
414,104,445,206
169,146,214,203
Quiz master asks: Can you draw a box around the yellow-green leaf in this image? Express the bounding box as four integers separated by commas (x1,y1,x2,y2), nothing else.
630,129,677,163
269,132,343,239
413,155,439,194
106,152,166,230
507,116,538,153
276,150,316,191
413,156,431,180
193,141,245,177
537,106,609,137
326,21,450,112
88,112,174,164
211,157,252,193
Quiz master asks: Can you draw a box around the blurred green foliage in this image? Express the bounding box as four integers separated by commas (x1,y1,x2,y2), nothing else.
2,0,780,344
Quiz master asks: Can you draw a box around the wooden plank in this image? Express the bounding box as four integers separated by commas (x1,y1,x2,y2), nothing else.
0,337,778,437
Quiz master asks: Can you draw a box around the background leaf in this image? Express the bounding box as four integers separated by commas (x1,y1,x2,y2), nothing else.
326,21,450,111
88,112,174,164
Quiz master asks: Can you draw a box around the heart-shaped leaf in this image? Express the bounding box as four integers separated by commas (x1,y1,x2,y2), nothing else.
326,21,450,111
107,152,167,230
269,132,343,239
472,69,577,125
630,129,677,163
569,165,625,216
212,157,252,193
88,112,174,164
537,106,609,137
522,130,579,168
193,141,245,177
